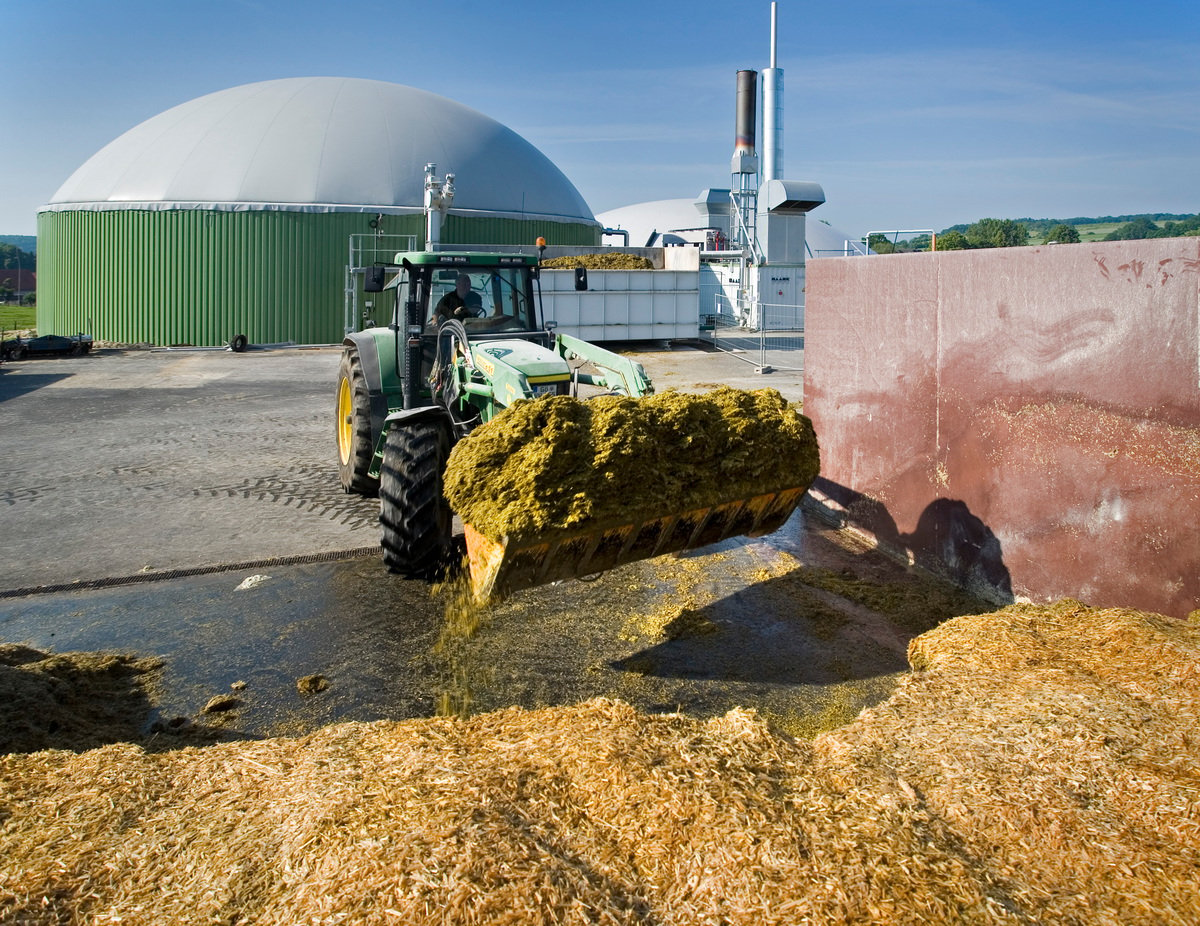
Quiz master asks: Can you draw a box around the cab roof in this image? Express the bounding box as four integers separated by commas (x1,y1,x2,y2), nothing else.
391,251,538,267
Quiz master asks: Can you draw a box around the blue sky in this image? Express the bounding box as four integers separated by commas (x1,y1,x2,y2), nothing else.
5,0,1197,238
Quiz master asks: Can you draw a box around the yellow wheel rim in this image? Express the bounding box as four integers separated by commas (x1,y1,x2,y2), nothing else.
336,376,354,465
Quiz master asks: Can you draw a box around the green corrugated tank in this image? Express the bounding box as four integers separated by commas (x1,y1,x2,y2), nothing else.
36,210,597,346
37,78,601,347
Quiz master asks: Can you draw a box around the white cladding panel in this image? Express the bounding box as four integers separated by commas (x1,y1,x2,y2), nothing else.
754,264,806,331
539,269,700,341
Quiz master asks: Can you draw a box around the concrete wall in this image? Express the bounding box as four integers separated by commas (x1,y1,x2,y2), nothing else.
804,238,1200,618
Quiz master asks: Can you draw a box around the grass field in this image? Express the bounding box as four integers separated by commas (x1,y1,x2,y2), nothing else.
0,305,36,333
1071,222,1139,242
1026,221,1164,245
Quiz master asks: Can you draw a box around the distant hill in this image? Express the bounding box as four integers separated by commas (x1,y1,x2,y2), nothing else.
870,212,1199,253
942,213,1198,237
0,235,35,254
1012,213,1196,227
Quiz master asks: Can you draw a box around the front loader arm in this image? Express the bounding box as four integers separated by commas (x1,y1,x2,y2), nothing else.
554,333,654,398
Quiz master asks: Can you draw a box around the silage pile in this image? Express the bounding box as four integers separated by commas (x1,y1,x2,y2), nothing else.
0,644,164,754
444,387,819,541
541,253,655,270
3,599,1199,924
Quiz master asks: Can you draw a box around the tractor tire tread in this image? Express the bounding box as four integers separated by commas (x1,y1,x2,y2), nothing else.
378,421,452,580
337,347,379,497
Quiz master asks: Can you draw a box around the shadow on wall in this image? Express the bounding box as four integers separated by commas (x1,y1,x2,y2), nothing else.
810,477,1015,607
803,238,1200,616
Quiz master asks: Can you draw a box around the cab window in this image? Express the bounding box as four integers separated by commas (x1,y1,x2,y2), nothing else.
426,267,535,333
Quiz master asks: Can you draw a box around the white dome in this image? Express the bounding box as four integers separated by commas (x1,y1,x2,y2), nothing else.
596,199,709,247
598,197,861,257
47,77,594,223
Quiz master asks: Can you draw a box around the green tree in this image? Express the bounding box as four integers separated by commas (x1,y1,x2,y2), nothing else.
933,229,970,250
1103,217,1158,241
1158,216,1200,237
0,243,35,271
965,218,1029,248
867,234,896,254
1043,223,1080,244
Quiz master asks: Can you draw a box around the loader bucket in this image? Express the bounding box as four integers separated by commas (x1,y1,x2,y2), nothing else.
464,485,807,602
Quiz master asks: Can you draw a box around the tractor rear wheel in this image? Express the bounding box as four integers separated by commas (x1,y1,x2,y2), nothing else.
336,347,378,496
378,420,453,579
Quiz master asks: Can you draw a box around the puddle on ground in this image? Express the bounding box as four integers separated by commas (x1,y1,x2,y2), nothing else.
0,512,989,743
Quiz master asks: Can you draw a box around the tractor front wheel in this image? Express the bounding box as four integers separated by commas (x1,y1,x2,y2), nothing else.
378,420,453,579
336,347,378,496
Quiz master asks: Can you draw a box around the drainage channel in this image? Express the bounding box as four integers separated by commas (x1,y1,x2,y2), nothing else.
0,546,383,599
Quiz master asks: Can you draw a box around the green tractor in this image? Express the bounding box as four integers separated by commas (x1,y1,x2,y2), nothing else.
336,248,653,580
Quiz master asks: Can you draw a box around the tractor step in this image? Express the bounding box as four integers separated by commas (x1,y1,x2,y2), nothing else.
464,486,806,603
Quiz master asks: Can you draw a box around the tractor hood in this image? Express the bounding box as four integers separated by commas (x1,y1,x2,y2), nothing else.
471,339,571,407
471,339,569,382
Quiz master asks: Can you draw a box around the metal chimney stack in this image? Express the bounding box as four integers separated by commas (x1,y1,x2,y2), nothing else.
732,69,759,174
730,70,761,258
762,2,784,183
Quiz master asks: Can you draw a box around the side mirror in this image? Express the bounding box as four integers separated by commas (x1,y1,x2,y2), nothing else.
574,266,588,291
364,265,385,292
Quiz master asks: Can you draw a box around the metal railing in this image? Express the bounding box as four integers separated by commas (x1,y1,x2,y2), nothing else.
810,239,870,257
344,234,418,335
350,233,418,268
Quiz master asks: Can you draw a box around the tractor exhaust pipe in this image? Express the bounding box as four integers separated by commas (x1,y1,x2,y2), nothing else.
424,163,455,250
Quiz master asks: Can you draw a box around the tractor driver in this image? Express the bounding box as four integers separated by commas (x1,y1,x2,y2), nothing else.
431,272,483,325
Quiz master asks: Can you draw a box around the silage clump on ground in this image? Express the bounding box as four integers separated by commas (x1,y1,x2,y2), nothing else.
443,387,819,541
540,253,655,270
0,644,164,754
2,600,1199,924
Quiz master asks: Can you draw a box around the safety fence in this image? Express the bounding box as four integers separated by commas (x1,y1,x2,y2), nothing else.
701,296,804,374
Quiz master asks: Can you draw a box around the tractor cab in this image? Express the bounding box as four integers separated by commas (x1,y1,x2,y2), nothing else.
385,252,544,340
381,251,563,429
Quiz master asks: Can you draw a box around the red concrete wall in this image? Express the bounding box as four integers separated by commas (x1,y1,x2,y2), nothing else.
804,238,1200,618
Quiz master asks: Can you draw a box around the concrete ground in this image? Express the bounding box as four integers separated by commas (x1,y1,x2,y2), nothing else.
0,344,801,590
0,343,972,741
